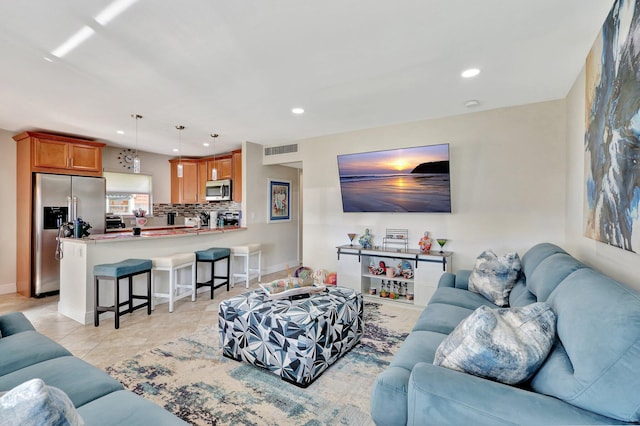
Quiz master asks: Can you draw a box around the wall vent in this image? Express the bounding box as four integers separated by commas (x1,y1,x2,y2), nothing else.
264,144,298,156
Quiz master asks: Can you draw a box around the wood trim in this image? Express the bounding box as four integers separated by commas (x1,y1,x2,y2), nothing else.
15,137,33,296
13,131,106,148
13,131,106,296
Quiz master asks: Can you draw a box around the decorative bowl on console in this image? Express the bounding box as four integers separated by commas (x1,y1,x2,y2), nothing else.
368,266,385,275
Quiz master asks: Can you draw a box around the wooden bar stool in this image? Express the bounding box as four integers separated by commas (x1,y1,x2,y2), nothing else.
151,252,196,312
230,243,262,288
194,247,230,299
94,259,152,329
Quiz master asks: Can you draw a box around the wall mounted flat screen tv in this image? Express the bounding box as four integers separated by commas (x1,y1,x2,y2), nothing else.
337,143,451,213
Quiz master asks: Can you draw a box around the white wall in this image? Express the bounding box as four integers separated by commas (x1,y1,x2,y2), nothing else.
0,130,17,293
295,101,568,275
243,141,300,272
565,68,640,291
102,146,172,204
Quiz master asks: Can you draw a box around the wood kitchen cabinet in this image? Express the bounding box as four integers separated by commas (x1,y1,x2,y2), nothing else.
232,149,242,202
12,131,105,297
15,131,104,176
170,159,200,204
173,150,242,204
208,156,232,180
196,153,238,203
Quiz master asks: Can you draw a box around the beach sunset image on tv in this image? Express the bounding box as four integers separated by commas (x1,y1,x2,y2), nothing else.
337,144,451,213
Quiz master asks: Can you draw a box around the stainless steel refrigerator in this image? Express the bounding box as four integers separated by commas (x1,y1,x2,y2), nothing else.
33,173,105,296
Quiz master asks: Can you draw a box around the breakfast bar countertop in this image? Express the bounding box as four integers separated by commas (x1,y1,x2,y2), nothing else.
59,225,250,325
68,226,246,243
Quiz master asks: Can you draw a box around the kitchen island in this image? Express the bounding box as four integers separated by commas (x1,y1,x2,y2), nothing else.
59,226,248,324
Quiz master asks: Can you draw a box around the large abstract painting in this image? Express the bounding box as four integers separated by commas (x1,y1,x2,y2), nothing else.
585,0,640,252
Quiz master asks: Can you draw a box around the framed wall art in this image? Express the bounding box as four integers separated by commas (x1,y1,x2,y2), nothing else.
268,179,291,222
584,0,640,253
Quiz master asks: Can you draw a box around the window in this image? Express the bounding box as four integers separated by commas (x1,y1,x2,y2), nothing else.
104,172,153,215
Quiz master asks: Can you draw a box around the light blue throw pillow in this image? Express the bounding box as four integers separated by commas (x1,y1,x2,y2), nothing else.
0,378,84,426
434,302,556,385
468,250,522,306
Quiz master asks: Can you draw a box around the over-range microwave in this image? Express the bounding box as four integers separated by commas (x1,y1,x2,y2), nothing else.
205,179,232,201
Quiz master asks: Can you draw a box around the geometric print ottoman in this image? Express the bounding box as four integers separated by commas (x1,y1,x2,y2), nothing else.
218,286,363,387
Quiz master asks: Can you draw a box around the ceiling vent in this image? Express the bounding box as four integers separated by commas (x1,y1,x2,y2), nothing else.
264,144,298,156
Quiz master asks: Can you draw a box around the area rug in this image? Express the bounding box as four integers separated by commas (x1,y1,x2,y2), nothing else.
106,301,420,425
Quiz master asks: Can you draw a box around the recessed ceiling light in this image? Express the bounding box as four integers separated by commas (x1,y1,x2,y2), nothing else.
203,142,210,147
464,100,480,108
51,25,95,58
172,148,179,152
291,107,305,115
94,0,139,26
461,68,481,78
116,130,125,135
43,56,54,63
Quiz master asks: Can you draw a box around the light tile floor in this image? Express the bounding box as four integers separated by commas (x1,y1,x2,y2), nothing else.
0,271,287,369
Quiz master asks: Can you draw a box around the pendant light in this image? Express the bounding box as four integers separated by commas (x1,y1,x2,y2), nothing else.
176,125,185,178
131,113,142,173
210,133,219,180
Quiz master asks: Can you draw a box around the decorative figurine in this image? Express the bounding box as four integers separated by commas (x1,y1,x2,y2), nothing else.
419,231,432,253
359,228,373,249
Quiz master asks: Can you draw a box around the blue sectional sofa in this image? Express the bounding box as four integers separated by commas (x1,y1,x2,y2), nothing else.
371,243,640,425
0,311,186,425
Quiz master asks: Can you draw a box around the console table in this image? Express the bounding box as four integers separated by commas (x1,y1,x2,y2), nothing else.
336,245,452,307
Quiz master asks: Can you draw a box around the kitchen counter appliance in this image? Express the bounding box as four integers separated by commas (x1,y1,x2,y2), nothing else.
106,215,125,229
218,211,240,226
34,174,105,296
205,179,232,201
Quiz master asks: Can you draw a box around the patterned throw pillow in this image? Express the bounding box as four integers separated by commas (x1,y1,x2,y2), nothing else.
0,378,84,426
433,302,556,385
468,250,522,306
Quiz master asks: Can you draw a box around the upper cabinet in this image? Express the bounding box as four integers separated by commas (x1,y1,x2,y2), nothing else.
14,132,105,177
171,150,242,204
206,156,232,180
232,149,242,202
170,159,200,204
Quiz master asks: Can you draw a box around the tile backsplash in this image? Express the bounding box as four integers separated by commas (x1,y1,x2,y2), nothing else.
153,202,241,217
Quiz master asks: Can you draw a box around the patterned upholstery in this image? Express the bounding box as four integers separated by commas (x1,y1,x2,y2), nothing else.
219,286,363,387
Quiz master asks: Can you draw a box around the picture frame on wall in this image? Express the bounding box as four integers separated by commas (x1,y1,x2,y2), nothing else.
268,179,291,222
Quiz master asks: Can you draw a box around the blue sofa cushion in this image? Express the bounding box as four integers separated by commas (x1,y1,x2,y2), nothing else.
0,378,83,426
508,280,537,307
77,390,189,425
520,242,567,278
370,330,447,426
0,356,123,408
0,331,71,376
526,253,586,301
428,287,497,311
468,250,522,306
412,303,474,335
531,269,640,422
434,302,556,385
0,312,35,337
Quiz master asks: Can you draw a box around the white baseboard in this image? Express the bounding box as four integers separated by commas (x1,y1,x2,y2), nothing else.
262,259,300,276
0,283,17,295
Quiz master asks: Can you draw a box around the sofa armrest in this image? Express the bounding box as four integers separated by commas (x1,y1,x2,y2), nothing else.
437,272,456,288
437,270,471,290
0,312,36,337
408,363,624,426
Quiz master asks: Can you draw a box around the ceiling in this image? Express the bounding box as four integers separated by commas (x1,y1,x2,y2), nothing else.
0,1,612,157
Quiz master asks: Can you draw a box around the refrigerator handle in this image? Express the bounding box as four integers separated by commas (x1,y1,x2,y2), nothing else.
67,196,73,222
72,196,78,221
